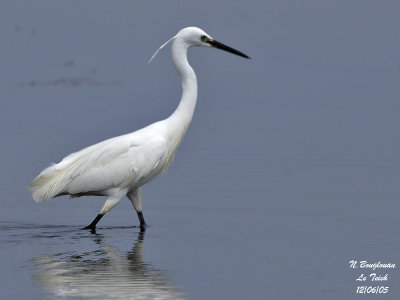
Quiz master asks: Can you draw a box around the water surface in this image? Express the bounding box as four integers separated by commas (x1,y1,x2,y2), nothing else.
1,1,400,299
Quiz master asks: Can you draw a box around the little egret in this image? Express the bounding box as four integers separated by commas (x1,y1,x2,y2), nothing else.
29,27,250,230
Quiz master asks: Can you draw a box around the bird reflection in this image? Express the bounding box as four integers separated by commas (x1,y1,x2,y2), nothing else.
32,230,185,299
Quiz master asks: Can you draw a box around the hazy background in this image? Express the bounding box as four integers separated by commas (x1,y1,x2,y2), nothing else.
1,1,399,299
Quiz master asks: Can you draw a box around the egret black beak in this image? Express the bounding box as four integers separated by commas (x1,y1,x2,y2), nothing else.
209,39,250,59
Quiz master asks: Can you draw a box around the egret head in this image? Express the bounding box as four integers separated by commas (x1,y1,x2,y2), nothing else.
175,27,210,47
176,27,250,59
149,27,250,63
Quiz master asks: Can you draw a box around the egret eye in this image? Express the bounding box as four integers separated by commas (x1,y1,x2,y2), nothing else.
200,35,208,42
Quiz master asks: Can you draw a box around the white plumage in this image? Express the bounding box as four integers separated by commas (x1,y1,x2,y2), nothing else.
29,27,249,230
31,126,167,202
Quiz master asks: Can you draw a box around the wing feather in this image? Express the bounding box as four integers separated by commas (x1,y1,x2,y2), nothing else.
30,133,166,202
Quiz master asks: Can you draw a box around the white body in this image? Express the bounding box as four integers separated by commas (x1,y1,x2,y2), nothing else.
30,27,201,216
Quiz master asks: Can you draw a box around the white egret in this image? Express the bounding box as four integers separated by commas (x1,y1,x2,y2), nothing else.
29,27,250,230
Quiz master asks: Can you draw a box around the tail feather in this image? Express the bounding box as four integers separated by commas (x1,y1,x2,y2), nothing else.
29,145,95,202
29,164,68,202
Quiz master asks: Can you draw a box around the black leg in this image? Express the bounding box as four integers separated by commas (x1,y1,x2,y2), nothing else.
137,211,146,231
83,213,104,230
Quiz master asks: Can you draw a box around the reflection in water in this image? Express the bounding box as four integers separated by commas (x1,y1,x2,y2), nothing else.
32,231,185,300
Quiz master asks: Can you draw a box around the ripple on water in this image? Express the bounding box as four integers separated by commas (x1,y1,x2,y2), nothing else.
1,223,186,300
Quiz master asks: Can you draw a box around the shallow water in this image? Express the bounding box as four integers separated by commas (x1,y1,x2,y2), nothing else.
1,1,400,299
1,151,399,299
2,222,183,299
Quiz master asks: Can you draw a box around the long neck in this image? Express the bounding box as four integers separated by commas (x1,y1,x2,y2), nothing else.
166,40,197,139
